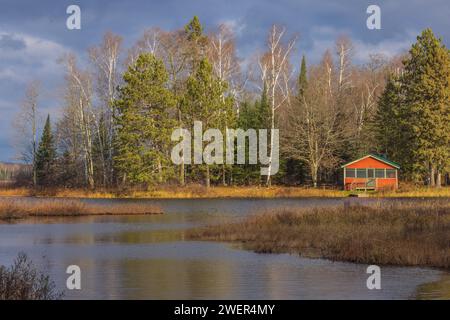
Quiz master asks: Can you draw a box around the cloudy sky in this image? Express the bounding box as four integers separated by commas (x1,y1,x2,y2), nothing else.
0,0,449,162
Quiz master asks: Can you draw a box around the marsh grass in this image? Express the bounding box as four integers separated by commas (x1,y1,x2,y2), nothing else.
0,185,344,198
0,198,162,221
187,200,450,268
1,185,449,199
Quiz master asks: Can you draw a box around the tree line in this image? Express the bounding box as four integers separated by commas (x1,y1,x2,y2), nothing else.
15,17,450,189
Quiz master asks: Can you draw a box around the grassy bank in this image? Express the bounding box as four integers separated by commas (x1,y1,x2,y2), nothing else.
0,198,162,221
0,186,343,198
187,200,450,269
1,185,449,199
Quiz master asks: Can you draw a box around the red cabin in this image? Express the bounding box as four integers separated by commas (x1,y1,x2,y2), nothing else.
341,154,400,191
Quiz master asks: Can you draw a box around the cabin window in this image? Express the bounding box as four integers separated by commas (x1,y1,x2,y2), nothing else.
375,169,385,178
346,168,355,177
368,169,375,178
386,169,396,178
356,169,367,178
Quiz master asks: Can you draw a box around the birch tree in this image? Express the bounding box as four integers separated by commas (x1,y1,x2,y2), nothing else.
61,54,96,189
257,25,296,186
207,24,241,185
89,32,123,186
126,27,163,67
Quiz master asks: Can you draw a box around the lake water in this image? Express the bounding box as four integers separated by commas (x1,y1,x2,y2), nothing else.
0,197,448,299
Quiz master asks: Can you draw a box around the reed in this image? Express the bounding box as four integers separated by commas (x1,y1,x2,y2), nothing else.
0,198,162,221
187,199,450,268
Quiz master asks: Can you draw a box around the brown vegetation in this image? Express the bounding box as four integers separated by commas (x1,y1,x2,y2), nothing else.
0,253,62,300
0,198,162,221
1,185,449,199
187,200,450,268
0,185,344,198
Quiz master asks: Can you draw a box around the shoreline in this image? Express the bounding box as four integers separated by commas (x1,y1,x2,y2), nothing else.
0,186,449,199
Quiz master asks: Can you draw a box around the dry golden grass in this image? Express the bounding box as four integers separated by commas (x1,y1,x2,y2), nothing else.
131,185,345,198
187,199,450,269
0,185,449,199
0,185,344,199
377,185,450,198
0,198,162,221
0,188,31,197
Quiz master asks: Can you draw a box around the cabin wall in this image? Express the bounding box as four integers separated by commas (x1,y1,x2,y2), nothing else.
342,157,399,191
343,177,397,190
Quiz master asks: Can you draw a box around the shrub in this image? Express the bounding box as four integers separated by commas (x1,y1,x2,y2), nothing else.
0,253,62,300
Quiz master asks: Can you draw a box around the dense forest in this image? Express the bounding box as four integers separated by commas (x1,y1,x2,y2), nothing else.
14,17,450,189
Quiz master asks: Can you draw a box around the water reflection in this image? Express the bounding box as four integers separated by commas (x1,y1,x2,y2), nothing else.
0,197,448,299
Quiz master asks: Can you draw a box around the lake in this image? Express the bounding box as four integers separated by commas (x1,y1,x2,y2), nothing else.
0,197,448,299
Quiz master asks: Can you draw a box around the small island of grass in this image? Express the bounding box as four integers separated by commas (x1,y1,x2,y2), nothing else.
187,199,450,269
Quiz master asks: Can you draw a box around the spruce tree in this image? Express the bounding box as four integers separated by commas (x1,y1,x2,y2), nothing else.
375,76,400,156
35,115,56,186
298,55,308,98
257,83,271,129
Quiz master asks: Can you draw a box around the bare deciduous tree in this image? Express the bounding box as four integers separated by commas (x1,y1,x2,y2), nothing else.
60,54,95,189
89,31,123,185
285,52,340,187
126,27,163,67
336,36,353,91
207,24,242,185
14,80,41,187
257,25,297,185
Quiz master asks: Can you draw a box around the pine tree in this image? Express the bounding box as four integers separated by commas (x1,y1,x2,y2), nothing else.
35,115,56,186
184,16,208,70
184,16,203,41
183,58,233,187
114,53,176,185
402,28,450,185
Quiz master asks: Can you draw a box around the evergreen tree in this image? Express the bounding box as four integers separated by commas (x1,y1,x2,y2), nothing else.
184,16,208,70
183,58,234,187
402,28,450,185
233,100,261,185
184,16,203,41
283,56,309,185
374,75,405,162
114,53,176,185
298,55,308,98
257,83,271,129
35,115,56,186
374,29,450,185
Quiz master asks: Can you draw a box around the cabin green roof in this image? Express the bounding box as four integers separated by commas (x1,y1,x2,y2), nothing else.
340,154,401,169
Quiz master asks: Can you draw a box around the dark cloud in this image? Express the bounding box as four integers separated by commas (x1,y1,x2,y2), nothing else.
0,0,449,161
